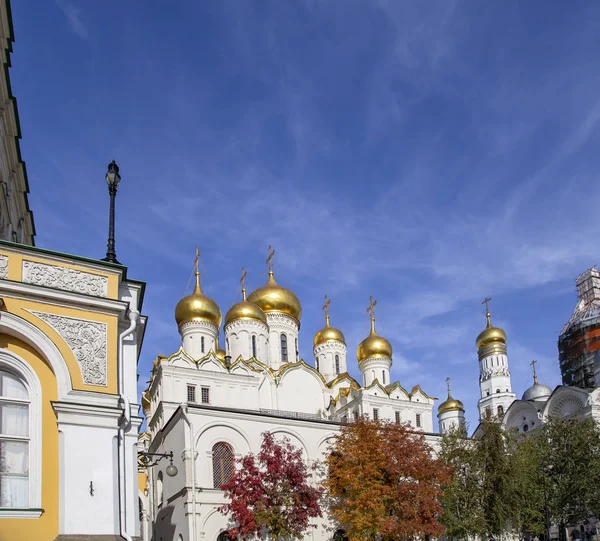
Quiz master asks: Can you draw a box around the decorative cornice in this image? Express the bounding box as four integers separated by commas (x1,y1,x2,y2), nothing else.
480,367,511,381
265,311,300,330
224,319,269,333
22,259,108,297
0,254,7,279
314,340,347,353
179,319,218,334
28,310,108,386
478,343,507,361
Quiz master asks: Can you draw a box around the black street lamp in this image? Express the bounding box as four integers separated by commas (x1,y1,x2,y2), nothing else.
102,160,121,264
138,450,178,477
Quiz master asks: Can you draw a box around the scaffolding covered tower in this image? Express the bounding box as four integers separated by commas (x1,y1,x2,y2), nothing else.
559,266,600,388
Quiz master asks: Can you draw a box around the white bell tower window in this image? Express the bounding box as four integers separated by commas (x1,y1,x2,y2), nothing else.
280,334,288,362
335,355,340,374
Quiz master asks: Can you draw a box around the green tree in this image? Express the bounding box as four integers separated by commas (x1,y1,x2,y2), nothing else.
439,425,486,539
535,417,600,533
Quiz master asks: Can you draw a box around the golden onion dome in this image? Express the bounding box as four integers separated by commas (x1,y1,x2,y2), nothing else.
175,271,222,328
247,270,302,321
314,300,345,347
357,317,392,363
476,311,507,350
438,394,464,414
225,286,267,326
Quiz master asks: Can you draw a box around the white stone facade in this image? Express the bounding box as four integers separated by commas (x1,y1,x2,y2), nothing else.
144,291,438,541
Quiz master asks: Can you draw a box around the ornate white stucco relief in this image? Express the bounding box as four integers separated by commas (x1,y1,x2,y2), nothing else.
22,260,108,297
28,310,108,386
0,254,8,279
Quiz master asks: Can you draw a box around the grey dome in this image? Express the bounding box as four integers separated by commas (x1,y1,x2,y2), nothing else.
522,383,552,402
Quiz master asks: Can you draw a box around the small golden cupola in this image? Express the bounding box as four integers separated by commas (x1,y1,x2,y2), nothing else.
224,267,270,362
313,296,348,381
475,298,507,351
247,246,302,322
174,274,222,329
225,267,267,326
437,377,466,434
357,297,392,363
314,295,345,347
175,248,222,359
438,377,465,414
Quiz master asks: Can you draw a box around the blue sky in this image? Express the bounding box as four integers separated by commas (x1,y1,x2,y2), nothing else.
10,0,600,428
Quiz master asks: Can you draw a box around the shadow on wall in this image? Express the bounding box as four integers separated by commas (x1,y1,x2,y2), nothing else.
152,505,177,541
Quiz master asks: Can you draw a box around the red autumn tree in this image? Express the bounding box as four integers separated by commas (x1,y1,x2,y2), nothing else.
219,431,323,540
325,418,453,541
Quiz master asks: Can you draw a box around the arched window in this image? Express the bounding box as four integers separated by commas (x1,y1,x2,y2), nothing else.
497,405,504,416
251,335,257,358
212,442,234,489
295,338,298,361
201,336,205,353
280,334,288,362
335,355,340,374
316,357,320,371
0,369,30,508
496,389,500,393
156,471,164,506
382,370,386,384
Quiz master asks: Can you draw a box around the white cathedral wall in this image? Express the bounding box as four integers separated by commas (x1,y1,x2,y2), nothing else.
224,320,269,361
276,368,327,416
313,341,347,382
360,357,391,387
180,320,218,359
265,313,299,369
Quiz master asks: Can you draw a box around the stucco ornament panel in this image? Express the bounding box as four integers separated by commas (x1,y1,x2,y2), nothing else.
28,310,108,386
0,254,7,279
22,260,108,297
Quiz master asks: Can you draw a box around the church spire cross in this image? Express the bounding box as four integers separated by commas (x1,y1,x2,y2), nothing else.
482,296,492,327
446,376,451,395
322,295,331,327
367,296,377,335
266,245,275,275
240,267,247,301
194,246,200,274
530,360,538,384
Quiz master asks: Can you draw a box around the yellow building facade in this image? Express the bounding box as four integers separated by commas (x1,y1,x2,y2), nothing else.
0,242,147,541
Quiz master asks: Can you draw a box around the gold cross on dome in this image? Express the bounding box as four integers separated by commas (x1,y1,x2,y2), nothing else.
482,297,492,313
446,376,451,393
240,267,247,289
322,295,330,318
266,245,275,272
194,246,200,273
366,296,377,318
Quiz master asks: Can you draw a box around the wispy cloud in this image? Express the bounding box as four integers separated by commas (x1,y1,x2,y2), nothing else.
55,0,88,40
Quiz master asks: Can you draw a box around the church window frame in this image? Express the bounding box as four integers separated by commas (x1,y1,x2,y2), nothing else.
497,405,504,416
212,442,234,489
187,384,196,403
335,355,340,375
280,334,288,362
415,413,422,428
382,370,386,384
201,336,205,354
0,350,42,517
251,335,257,358
316,357,320,371
373,408,379,421
295,338,298,361
395,411,401,424
201,386,210,404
